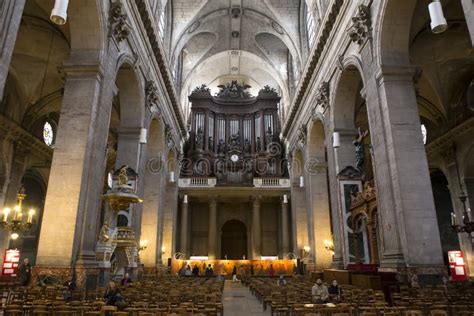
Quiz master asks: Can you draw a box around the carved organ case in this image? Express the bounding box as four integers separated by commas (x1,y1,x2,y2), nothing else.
183,82,287,186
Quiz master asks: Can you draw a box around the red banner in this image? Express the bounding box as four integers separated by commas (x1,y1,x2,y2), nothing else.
2,249,20,277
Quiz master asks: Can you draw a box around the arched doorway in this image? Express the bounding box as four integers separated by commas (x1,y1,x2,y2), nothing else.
221,220,247,259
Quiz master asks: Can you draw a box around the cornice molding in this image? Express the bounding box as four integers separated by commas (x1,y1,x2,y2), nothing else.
282,0,344,138
0,115,53,161
425,117,474,158
134,0,187,137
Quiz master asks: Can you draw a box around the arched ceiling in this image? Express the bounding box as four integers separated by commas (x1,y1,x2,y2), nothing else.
170,0,304,118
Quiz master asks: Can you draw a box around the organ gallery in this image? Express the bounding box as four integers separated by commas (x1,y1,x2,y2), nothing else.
0,0,473,314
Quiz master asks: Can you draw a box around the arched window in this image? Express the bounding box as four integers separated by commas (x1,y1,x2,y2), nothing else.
421,123,427,145
158,4,167,42
43,121,55,147
306,4,316,48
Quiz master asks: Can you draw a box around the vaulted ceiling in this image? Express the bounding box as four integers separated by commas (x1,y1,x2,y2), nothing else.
168,0,310,119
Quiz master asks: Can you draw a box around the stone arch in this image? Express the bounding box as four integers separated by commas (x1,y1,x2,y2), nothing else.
375,0,417,67
114,62,145,170
140,119,166,267
331,63,365,130
306,119,332,268
430,168,460,265
68,0,105,61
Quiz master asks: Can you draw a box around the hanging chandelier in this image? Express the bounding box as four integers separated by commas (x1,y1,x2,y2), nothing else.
1,187,35,240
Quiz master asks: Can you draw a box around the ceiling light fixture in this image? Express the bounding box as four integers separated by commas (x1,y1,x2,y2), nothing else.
50,0,68,25
428,0,448,34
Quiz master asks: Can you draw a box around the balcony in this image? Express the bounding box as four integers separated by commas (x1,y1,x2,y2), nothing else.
113,226,136,247
253,178,290,188
179,178,217,187
178,177,290,188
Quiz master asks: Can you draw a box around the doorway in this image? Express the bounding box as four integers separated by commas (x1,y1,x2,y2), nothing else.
221,220,247,259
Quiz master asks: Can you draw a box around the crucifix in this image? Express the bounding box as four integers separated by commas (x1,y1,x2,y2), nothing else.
353,127,369,171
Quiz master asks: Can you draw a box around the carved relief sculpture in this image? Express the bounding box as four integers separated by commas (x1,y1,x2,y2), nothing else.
347,4,371,45
110,2,129,42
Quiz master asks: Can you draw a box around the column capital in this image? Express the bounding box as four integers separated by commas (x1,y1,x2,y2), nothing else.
375,65,418,85
61,62,104,81
209,195,218,205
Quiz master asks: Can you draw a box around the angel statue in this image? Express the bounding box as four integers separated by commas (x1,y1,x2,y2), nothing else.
118,166,129,185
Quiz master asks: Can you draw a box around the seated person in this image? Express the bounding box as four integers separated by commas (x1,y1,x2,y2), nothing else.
192,265,200,276
104,281,122,306
120,273,132,286
328,279,341,302
311,279,329,303
277,275,287,287
184,265,192,276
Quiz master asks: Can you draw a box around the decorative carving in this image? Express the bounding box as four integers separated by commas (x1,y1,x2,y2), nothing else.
98,221,110,243
145,81,161,116
337,166,362,179
118,166,129,185
229,132,241,150
165,123,175,149
244,139,251,154
230,7,242,18
192,84,211,94
215,81,252,99
347,4,371,45
297,125,307,148
353,127,369,171
110,2,129,42
217,139,226,155
231,31,240,38
260,85,278,95
314,81,330,113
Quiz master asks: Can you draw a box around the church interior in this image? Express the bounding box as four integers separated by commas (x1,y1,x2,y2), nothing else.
0,0,473,314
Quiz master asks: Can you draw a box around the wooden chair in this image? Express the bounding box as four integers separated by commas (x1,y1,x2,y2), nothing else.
430,310,448,316
101,305,118,315
4,310,23,316
405,310,423,316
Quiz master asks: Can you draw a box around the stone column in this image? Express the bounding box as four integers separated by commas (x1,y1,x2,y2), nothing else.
365,66,443,267
208,196,217,259
281,196,290,255
36,63,107,268
180,196,188,256
252,196,261,259
0,0,25,100
461,0,474,47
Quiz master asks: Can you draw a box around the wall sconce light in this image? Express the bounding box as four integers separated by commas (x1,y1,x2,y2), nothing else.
139,128,147,144
303,245,311,254
50,0,68,25
332,132,340,148
169,171,175,183
299,176,304,188
139,239,148,251
324,239,335,255
161,246,166,255
428,0,448,34
283,194,288,204
183,195,188,204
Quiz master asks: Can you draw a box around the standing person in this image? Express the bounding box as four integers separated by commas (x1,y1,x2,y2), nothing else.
269,264,275,277
205,264,214,276
120,273,132,286
311,279,329,303
328,280,341,302
18,258,32,287
232,266,238,282
184,265,192,276
250,265,254,276
192,264,199,276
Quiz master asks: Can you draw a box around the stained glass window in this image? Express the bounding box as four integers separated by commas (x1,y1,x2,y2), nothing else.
43,121,54,147
421,124,427,145
306,5,316,48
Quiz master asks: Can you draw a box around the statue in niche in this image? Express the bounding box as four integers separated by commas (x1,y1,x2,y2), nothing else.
243,139,251,154
353,127,369,171
195,127,204,150
98,221,110,243
208,136,214,151
256,137,262,152
265,126,273,148
217,139,226,155
229,131,241,150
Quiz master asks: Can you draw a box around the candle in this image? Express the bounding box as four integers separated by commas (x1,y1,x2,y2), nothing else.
27,209,35,224
13,206,20,221
451,213,457,226
2,208,10,222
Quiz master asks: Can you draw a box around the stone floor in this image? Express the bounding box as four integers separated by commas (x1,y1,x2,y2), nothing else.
222,280,271,316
